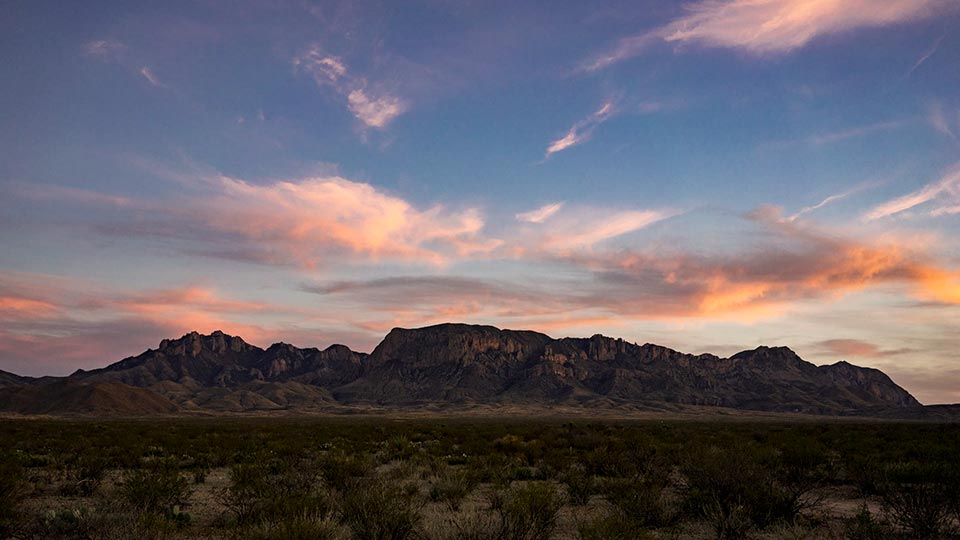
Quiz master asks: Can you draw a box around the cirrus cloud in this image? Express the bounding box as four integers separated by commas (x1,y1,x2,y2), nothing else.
294,44,408,129
586,0,949,70
545,102,614,156
864,163,960,221
516,202,565,223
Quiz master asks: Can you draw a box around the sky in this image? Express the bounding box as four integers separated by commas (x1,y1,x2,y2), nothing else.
1,0,959,404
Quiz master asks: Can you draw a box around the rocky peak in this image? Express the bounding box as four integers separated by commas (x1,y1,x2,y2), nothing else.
819,361,920,407
730,345,803,366
158,330,255,357
369,323,552,367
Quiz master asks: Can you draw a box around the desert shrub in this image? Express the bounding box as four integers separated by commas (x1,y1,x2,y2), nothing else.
120,459,190,518
429,468,477,511
494,482,565,540
845,504,896,540
61,452,108,497
772,441,830,515
321,452,372,491
222,460,331,526
603,474,676,528
681,445,797,539
846,456,885,497
241,517,347,540
560,467,594,506
340,479,422,540
582,445,633,478
880,464,954,539
13,449,49,469
469,453,512,484
576,511,654,540
192,467,207,484
509,466,543,481
222,462,266,524
384,435,418,462
0,455,24,538
419,510,500,540
29,507,94,540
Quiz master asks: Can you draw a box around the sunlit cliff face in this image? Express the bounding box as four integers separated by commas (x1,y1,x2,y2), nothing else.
1,0,959,404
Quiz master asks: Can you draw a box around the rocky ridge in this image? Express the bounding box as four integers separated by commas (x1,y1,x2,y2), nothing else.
0,323,925,416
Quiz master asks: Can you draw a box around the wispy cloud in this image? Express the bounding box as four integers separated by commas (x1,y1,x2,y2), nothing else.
294,45,408,129
760,120,909,152
84,39,125,60
585,0,947,71
139,67,163,87
814,338,915,358
545,102,614,156
787,182,876,222
300,205,960,339
16,173,960,320
15,173,677,267
516,202,564,223
84,39,171,90
906,32,947,78
806,120,906,146
864,163,960,220
346,90,406,129
560,206,960,318
23,174,499,267
199,175,499,266
927,101,958,140
661,0,943,54
535,208,676,251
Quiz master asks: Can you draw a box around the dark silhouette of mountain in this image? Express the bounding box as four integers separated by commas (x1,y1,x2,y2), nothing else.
0,369,33,388
0,323,934,416
0,380,178,415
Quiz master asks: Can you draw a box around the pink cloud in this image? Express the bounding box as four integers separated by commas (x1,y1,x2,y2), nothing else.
0,272,372,376
814,338,915,358
586,0,949,70
205,175,499,266
546,102,614,156
864,163,960,220
294,44,408,129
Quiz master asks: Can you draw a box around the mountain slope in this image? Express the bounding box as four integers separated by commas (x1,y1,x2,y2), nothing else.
0,323,925,415
0,380,178,415
0,369,33,389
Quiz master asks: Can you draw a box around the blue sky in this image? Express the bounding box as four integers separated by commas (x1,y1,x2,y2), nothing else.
2,0,960,403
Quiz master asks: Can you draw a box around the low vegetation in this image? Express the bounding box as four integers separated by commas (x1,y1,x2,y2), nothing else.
0,417,958,539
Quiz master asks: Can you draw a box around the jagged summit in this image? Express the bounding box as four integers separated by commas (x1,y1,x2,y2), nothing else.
0,324,923,415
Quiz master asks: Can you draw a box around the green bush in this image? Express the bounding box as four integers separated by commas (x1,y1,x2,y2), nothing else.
681,445,797,539
444,510,502,540
222,462,266,524
603,472,675,528
241,517,347,540
120,459,190,518
495,482,565,540
845,504,896,540
61,452,108,497
222,460,331,526
880,464,954,539
321,452,372,491
29,507,94,540
429,468,477,512
560,468,594,506
340,479,421,540
576,511,653,540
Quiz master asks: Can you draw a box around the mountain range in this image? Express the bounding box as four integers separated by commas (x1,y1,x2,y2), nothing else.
0,323,947,418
